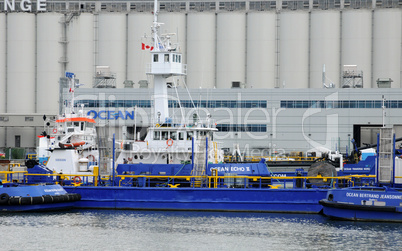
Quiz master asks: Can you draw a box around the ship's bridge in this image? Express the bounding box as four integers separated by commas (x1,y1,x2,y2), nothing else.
147,51,187,75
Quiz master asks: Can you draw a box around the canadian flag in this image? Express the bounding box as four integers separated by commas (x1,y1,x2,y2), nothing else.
142,43,154,51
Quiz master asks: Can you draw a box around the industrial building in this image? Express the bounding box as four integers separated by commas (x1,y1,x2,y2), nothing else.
0,0,401,156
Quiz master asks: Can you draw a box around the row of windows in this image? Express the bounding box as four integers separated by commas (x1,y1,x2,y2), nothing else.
75,100,267,109
280,100,402,109
76,100,152,108
76,99,401,110
216,124,267,132
153,53,182,63
168,100,267,108
153,131,194,141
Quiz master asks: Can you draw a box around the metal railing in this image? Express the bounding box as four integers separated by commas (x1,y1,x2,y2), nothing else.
224,155,320,162
1,169,388,189
0,166,101,187
115,173,377,189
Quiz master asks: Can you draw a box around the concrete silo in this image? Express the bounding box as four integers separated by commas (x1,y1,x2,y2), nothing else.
187,12,216,89
6,13,36,113
66,13,94,87
36,13,64,114
309,10,340,88
373,9,401,88
0,13,6,113
216,12,246,89
98,13,127,88
246,11,276,89
279,11,309,89
341,10,372,88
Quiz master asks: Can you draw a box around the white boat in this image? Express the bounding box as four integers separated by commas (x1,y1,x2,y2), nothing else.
115,1,223,166
36,72,99,175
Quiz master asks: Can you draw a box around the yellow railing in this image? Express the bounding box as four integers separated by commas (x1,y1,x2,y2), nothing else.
26,154,38,160
115,173,374,188
224,156,320,162
0,168,380,189
0,170,27,183
0,166,100,186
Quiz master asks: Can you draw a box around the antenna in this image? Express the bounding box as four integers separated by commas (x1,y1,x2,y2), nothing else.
382,95,386,127
322,64,334,88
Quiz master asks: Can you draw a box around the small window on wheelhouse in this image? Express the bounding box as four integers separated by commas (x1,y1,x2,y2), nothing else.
171,131,177,140
153,131,160,140
162,131,168,140
153,54,159,62
164,54,169,62
178,132,184,140
187,131,193,140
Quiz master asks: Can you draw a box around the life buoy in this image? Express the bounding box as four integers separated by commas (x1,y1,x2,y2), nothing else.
86,154,96,162
166,138,174,147
43,161,47,165
156,124,160,127
53,128,57,134
73,176,82,184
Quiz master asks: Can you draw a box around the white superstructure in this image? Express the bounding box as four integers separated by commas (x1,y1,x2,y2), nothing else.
39,72,98,174
116,0,223,166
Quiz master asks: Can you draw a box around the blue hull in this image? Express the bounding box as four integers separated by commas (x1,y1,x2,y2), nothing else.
320,187,402,222
0,184,80,212
64,186,327,213
1,202,76,212
320,200,402,222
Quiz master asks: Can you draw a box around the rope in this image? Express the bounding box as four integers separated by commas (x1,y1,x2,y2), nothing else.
158,163,187,187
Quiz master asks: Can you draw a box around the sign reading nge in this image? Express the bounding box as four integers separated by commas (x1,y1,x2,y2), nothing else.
4,0,47,12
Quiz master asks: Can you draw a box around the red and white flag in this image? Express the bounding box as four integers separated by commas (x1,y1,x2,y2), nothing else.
142,43,154,51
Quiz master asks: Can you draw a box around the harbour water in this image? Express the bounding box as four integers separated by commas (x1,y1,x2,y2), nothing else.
1,210,401,250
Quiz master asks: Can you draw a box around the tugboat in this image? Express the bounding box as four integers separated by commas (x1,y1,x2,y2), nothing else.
0,177,81,212
320,127,402,222
35,72,98,176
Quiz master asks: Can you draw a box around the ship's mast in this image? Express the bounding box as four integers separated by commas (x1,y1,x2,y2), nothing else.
65,72,76,115
148,0,186,125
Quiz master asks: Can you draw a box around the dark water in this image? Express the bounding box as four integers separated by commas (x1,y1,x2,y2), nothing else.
1,210,401,250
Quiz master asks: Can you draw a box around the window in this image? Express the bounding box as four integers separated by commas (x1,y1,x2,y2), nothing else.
153,54,158,62
153,131,160,140
171,131,177,140
178,132,184,140
162,131,168,140
187,131,193,140
164,54,169,62
15,135,21,148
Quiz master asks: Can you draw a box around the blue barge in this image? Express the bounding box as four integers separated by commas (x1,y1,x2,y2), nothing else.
64,186,327,213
